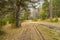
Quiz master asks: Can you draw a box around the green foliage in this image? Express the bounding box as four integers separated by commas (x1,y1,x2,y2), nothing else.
41,13,47,20
50,18,54,22
42,0,49,18
49,18,58,22
33,17,38,21
0,0,40,27
54,18,59,22
19,10,30,22
20,16,25,22
0,18,7,27
8,17,16,24
8,13,16,24
53,0,60,17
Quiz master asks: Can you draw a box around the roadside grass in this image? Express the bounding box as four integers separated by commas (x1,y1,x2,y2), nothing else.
0,30,6,40
0,21,60,40
37,25,60,40
37,19,60,26
0,24,22,40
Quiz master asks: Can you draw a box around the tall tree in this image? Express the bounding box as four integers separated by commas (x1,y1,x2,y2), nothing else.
42,0,49,18
52,0,60,17
0,0,40,27
49,0,53,18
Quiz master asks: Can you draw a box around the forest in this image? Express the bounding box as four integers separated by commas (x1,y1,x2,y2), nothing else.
0,0,60,40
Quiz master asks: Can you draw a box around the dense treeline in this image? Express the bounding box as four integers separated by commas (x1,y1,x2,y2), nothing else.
42,0,60,18
53,0,60,17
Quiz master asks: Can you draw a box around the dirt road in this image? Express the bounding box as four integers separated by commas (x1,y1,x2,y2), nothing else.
2,21,60,40
23,20,60,30
16,23,45,40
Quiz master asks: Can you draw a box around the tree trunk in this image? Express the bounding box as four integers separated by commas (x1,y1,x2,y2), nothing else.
49,0,53,18
15,0,20,27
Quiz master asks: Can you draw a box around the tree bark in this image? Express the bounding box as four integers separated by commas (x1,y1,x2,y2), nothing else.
49,0,53,18
15,0,20,27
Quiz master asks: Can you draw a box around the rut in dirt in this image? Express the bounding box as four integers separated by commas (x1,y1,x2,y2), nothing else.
17,23,45,40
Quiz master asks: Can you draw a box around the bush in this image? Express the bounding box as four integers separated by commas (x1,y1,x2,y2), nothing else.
8,14,16,24
50,18,54,22
54,18,58,22
41,13,47,20
20,16,25,22
0,30,5,35
33,17,38,21
9,18,16,24
0,18,7,27
49,18,58,22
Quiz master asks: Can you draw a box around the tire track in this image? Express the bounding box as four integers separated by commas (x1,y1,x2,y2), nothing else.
32,24,45,40
17,23,46,40
34,26,45,40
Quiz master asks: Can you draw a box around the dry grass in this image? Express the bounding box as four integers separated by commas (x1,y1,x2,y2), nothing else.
37,19,60,27
0,24,23,40
0,20,60,40
37,25,60,40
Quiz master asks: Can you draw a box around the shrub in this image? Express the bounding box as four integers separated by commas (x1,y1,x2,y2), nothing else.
9,18,16,24
0,18,7,27
41,13,47,20
54,18,58,22
8,14,16,24
50,18,54,22
33,17,38,21
0,30,5,35
49,18,58,22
